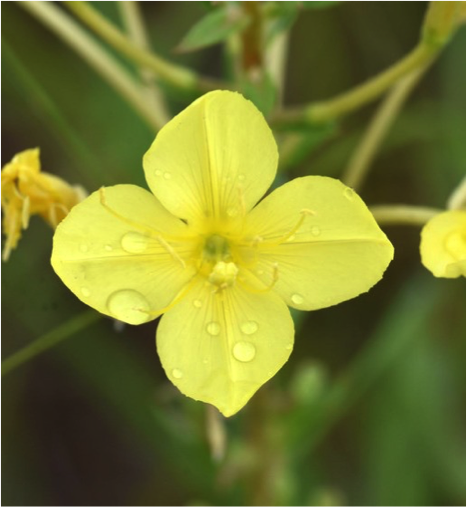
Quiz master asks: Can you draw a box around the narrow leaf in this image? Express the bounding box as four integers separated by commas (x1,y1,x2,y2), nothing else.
176,8,250,54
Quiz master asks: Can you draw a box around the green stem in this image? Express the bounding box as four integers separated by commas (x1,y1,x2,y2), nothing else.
370,204,442,226
118,1,171,128
65,1,221,93
20,1,161,131
274,42,437,126
342,64,431,191
2,311,100,376
447,177,466,210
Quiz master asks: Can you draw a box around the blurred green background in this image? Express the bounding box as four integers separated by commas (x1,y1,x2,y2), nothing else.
2,2,465,506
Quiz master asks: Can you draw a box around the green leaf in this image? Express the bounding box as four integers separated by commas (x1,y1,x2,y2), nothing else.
176,7,251,54
278,122,337,171
265,2,300,45
301,1,342,10
241,71,277,116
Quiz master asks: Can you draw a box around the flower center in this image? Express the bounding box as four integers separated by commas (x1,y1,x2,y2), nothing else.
202,234,238,290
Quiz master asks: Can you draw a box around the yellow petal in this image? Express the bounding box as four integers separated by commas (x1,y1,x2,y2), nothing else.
143,91,277,225
157,275,294,417
243,176,394,310
420,210,466,278
51,185,197,324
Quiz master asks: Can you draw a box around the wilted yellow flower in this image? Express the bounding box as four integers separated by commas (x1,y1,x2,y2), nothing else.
1,148,86,261
420,209,466,278
51,91,393,416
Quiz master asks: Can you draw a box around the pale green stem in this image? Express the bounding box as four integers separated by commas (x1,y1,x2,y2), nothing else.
273,42,437,126
447,177,466,210
265,30,289,107
342,64,431,191
65,1,221,93
370,205,442,226
20,1,160,131
2,311,100,376
118,1,171,128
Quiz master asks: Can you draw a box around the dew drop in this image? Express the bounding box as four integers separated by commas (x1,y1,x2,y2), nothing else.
344,187,354,200
286,234,296,242
193,299,202,309
104,244,113,252
81,287,91,297
286,343,293,350
172,368,183,379
203,358,209,365
206,321,221,336
155,169,162,177
226,207,238,218
311,226,321,237
291,293,304,305
80,244,89,253
232,341,256,362
121,232,149,253
107,289,151,325
163,172,172,180
256,269,264,275
238,174,246,181
241,320,258,335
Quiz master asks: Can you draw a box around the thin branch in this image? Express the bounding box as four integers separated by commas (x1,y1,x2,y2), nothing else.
2,311,100,376
119,1,171,128
65,1,222,93
370,204,442,226
342,64,431,191
20,1,161,131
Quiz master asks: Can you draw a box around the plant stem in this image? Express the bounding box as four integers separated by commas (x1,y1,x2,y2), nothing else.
118,1,171,128
65,1,221,93
342,64,431,191
2,311,100,376
447,177,466,210
370,204,442,226
274,42,437,126
20,1,161,131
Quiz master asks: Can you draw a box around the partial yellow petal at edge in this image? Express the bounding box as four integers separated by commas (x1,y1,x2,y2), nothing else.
420,210,466,278
51,185,196,324
157,276,294,417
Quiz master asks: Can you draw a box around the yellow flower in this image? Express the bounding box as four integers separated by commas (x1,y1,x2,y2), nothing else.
1,148,86,261
420,209,466,278
51,91,393,416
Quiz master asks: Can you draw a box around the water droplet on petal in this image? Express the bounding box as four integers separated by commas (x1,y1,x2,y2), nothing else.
226,207,238,218
193,299,202,309
291,293,304,305
163,172,172,180
80,244,89,253
238,174,246,181
107,289,151,325
81,287,91,297
206,321,220,336
121,232,149,253
241,320,258,335
155,170,162,177
232,341,256,362
344,187,354,200
256,269,264,275
286,343,293,350
311,226,321,237
286,234,296,242
203,358,209,365
172,368,183,379
104,244,113,252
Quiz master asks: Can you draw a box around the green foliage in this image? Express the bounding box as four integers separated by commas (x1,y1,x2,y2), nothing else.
176,6,251,53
